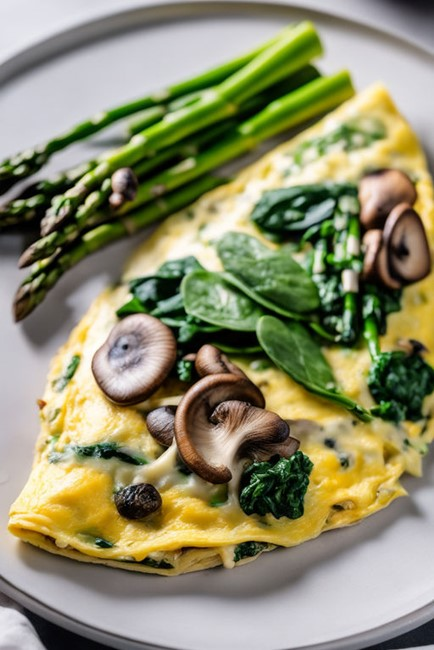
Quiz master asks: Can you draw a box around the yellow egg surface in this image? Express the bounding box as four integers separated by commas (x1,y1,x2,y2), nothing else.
9,84,434,575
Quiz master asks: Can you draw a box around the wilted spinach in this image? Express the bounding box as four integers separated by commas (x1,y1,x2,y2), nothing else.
250,182,358,237
49,442,148,466
239,451,313,519
52,354,80,392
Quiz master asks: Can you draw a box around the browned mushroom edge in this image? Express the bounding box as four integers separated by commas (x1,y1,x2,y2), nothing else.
91,313,177,406
382,202,432,284
358,168,417,230
174,372,300,485
361,229,383,282
146,405,176,447
195,344,248,378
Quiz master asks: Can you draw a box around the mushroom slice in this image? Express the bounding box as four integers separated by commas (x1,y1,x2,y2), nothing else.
362,229,383,282
174,373,265,484
383,203,431,284
375,243,402,290
359,169,417,230
146,405,176,447
195,344,247,379
92,314,177,405
177,398,289,485
248,435,300,462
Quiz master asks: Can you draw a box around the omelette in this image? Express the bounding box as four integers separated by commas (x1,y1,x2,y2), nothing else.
8,84,434,575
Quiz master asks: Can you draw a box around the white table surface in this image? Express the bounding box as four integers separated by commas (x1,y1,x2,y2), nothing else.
0,1,433,649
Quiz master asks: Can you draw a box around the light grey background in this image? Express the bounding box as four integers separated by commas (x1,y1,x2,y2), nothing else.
0,2,433,650
0,0,433,63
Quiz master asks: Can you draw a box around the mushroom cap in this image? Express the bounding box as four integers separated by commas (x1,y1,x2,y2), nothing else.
375,242,402,290
359,169,417,230
362,229,383,282
174,373,265,484
114,483,162,519
92,314,177,405
146,405,176,447
383,203,431,284
397,338,428,356
195,344,247,379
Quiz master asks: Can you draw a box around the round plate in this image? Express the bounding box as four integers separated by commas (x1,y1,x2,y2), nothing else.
0,3,433,649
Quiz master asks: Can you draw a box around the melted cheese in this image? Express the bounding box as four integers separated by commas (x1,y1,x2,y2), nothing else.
9,84,434,575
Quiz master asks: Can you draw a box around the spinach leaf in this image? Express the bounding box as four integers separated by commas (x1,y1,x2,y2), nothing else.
256,315,372,421
181,270,264,331
117,256,204,317
250,183,357,236
239,452,313,519
79,533,114,548
52,354,80,392
217,232,319,315
49,442,148,466
234,542,268,562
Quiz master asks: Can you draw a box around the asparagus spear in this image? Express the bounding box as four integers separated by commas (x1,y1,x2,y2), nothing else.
0,161,97,229
116,71,353,216
13,175,226,321
39,22,323,235
20,70,350,267
1,65,319,232
19,121,238,265
19,65,321,263
14,68,353,318
0,30,287,195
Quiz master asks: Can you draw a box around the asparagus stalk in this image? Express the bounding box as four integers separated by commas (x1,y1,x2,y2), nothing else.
19,120,238,265
2,66,319,232
14,69,353,318
0,161,97,229
0,30,287,195
20,69,349,267
39,22,323,235
117,71,353,215
13,175,226,321
339,206,362,344
20,65,321,263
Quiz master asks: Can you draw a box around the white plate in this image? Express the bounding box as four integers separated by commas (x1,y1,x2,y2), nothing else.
0,3,433,649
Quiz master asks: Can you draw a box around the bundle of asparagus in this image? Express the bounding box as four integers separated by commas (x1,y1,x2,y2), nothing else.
0,22,355,320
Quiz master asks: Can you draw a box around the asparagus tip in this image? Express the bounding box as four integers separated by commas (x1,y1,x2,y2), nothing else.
13,286,31,322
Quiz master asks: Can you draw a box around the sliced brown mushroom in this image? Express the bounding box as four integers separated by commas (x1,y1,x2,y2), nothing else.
195,344,247,379
146,405,176,447
174,372,285,484
178,398,295,485
358,169,417,230
92,314,177,405
375,243,402,289
361,228,401,289
383,203,431,284
362,229,383,282
114,483,162,519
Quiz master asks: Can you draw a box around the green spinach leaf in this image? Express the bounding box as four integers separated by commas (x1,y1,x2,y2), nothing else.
217,232,319,315
181,270,264,331
256,315,371,421
250,183,357,236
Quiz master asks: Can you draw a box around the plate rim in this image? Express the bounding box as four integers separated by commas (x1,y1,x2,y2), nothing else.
0,0,433,85
1,2,433,649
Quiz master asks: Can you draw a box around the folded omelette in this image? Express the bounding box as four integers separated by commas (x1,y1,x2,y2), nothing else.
9,84,434,575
